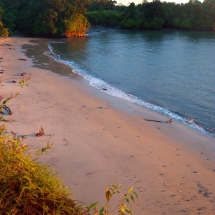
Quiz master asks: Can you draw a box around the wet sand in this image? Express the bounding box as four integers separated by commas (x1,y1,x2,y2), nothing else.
0,37,215,214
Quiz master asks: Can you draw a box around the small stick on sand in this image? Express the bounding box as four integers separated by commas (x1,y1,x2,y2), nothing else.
19,58,27,61
35,126,45,137
144,119,172,123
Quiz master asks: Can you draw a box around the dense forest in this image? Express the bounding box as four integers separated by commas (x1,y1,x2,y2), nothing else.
0,0,90,37
0,0,214,37
86,0,215,30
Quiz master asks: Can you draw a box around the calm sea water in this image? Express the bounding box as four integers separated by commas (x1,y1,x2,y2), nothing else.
48,28,215,136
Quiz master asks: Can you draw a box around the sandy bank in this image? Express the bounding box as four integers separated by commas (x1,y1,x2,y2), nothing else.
0,37,215,215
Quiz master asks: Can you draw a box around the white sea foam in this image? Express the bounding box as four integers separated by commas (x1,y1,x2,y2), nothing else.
48,42,215,137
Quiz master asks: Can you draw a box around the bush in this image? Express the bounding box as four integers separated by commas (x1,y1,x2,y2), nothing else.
64,13,90,37
86,11,122,26
0,21,9,37
0,75,137,215
0,126,80,215
143,17,165,28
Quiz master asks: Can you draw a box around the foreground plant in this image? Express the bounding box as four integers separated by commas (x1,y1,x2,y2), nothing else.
0,73,30,115
0,92,19,115
0,125,138,215
84,184,138,215
0,126,81,215
19,74,31,88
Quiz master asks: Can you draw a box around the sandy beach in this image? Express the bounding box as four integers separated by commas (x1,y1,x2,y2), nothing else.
0,37,215,215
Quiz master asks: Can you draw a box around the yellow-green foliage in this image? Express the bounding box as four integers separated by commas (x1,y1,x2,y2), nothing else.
0,21,9,37
0,125,137,215
65,14,90,33
0,125,79,215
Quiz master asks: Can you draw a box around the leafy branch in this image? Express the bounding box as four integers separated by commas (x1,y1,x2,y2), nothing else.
85,184,138,215
0,92,19,115
19,74,31,88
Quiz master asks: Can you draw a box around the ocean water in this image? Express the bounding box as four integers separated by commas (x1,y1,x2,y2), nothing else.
48,28,215,136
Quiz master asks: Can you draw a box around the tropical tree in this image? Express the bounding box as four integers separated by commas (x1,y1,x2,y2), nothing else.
0,21,9,37
64,13,90,36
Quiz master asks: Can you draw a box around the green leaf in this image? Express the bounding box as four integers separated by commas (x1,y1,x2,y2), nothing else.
3,99,9,105
133,191,138,198
88,202,98,210
127,187,133,193
99,206,105,215
130,195,134,203
125,198,129,203
125,208,132,215
105,189,111,201
120,205,125,215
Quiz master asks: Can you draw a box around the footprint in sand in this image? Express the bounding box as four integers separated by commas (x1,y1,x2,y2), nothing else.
63,137,69,146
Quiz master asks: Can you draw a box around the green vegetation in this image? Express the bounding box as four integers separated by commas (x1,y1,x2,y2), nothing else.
0,85,79,214
0,127,78,214
0,84,137,214
87,10,122,27
0,126,137,214
0,0,90,37
0,0,214,37
0,21,8,37
86,0,215,30
64,13,90,37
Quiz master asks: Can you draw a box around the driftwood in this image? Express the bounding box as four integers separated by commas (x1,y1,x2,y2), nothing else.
21,135,26,141
11,131,17,137
144,119,172,123
35,126,45,137
19,58,27,61
166,119,172,123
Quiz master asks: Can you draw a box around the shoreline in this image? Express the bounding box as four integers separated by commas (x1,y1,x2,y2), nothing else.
1,37,215,214
47,35,215,138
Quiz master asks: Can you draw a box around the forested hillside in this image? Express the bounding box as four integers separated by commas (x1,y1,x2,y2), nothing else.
0,0,214,37
86,0,215,30
0,0,90,37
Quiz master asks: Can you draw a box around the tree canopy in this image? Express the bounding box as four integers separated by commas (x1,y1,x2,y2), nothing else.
0,0,214,37
0,0,90,37
86,0,215,30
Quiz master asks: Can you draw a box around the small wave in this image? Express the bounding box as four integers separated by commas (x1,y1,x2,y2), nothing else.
47,42,215,137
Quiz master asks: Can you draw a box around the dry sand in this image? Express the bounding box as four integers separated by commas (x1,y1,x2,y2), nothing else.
0,37,215,215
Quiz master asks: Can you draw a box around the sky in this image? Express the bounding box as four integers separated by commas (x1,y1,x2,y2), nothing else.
116,0,194,5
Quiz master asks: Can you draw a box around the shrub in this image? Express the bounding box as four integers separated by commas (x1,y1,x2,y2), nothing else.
0,21,9,37
0,127,137,215
64,13,90,37
0,126,80,215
